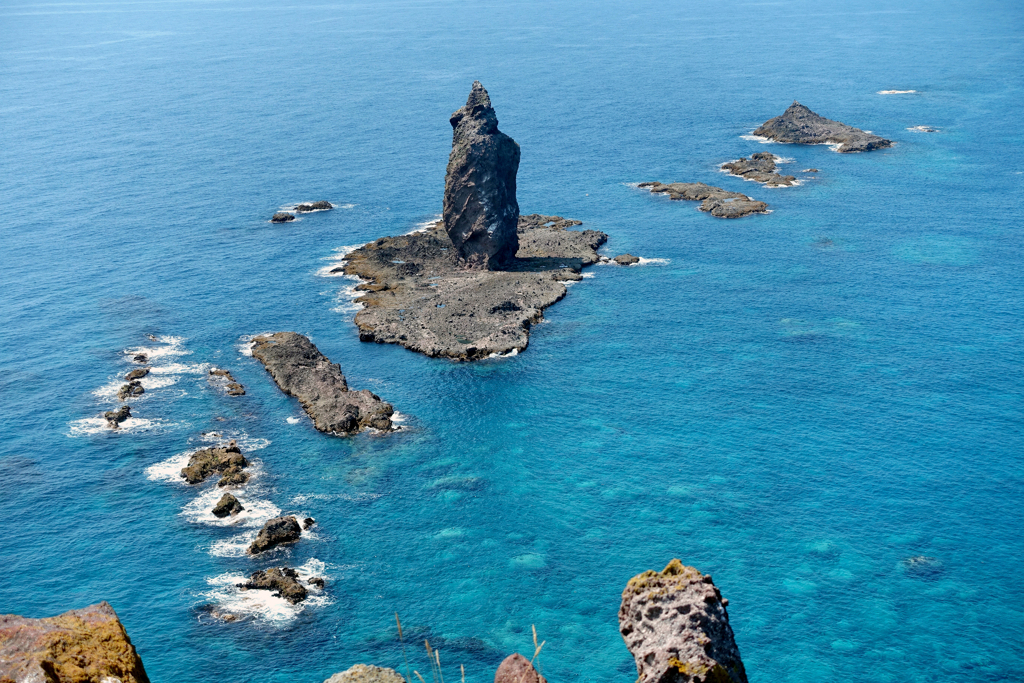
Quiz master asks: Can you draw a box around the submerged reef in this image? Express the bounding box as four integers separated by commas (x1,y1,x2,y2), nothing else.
754,101,893,153
638,182,768,218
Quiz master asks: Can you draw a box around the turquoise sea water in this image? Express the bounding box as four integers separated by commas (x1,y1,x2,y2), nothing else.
2,0,1024,681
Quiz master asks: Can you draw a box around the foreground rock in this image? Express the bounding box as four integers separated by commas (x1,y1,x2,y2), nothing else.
0,602,149,683
443,81,521,269
125,368,149,381
296,201,333,212
720,152,797,186
324,664,405,683
251,332,394,434
212,492,244,518
343,215,607,359
118,381,145,400
209,367,245,396
639,182,768,218
104,405,131,429
248,515,302,554
494,653,546,683
271,212,295,223
238,567,306,604
180,441,249,486
754,101,893,153
613,254,640,265
620,559,747,683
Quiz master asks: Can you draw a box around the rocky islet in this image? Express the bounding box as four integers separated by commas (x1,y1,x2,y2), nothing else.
180,440,249,486
753,101,893,152
720,152,798,186
638,182,769,218
248,515,303,554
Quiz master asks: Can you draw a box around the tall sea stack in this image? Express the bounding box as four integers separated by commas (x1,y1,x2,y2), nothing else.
443,81,521,269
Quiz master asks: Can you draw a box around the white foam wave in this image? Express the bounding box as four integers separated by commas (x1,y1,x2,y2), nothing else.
340,203,356,209
907,125,939,133
146,449,194,483
197,431,270,452
238,332,276,357
68,416,168,437
773,156,795,164
124,336,189,361
199,559,332,624
741,134,774,143
878,89,916,94
150,361,209,375
407,214,442,234
636,257,670,266
582,272,596,279
389,411,407,424
286,416,303,424
330,274,368,314
487,348,520,359
316,244,364,277
181,482,280,529
289,492,382,505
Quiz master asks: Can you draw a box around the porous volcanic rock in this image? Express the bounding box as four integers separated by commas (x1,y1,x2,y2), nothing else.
494,653,546,683
720,152,797,186
104,406,131,429
209,368,245,396
753,101,893,153
118,381,145,401
342,215,607,359
271,212,295,223
295,201,333,212
212,492,244,518
239,567,306,604
250,332,394,434
619,559,747,683
613,254,640,265
324,664,406,683
248,515,302,554
638,182,768,218
443,81,521,269
0,601,149,683
180,441,249,486
125,368,149,381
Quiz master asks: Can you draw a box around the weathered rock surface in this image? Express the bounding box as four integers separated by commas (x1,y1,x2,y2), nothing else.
180,441,249,486
295,201,333,212
324,664,405,683
118,381,144,401
104,406,131,429
494,653,546,683
303,517,316,529
248,515,302,554
271,212,295,223
212,492,244,518
638,182,768,218
443,81,521,269
614,254,640,265
239,567,306,604
250,332,394,434
753,101,893,153
132,353,148,364
342,216,607,359
619,559,747,683
125,368,149,381
720,152,797,186
209,368,245,396
0,601,149,683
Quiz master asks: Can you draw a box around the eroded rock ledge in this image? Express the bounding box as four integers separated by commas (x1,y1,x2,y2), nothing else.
754,101,893,153
341,215,607,360
251,332,393,434
638,182,768,218
720,152,797,186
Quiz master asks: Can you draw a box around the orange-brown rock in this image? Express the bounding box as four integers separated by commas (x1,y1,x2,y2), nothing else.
494,653,546,683
0,601,149,683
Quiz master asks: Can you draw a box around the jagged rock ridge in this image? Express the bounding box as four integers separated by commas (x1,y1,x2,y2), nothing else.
753,101,893,153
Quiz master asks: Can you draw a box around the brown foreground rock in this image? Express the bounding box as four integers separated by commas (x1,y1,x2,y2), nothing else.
180,440,249,486
341,215,607,360
248,515,302,554
638,182,768,218
239,567,307,604
0,602,149,683
324,664,406,683
619,559,747,683
250,332,394,434
494,653,546,683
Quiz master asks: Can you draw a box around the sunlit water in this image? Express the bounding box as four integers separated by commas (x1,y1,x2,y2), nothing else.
1,1,1023,681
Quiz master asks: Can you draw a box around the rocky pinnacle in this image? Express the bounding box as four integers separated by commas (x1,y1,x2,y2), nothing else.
443,81,521,269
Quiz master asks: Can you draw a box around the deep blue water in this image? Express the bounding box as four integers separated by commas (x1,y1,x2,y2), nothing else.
2,0,1024,681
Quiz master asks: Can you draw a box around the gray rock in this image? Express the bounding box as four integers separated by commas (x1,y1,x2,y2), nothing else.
619,559,747,683
639,182,768,218
180,440,249,486
212,492,244,518
295,201,333,212
250,332,394,434
613,254,640,265
324,664,406,683
248,515,302,555
494,653,546,683
720,152,797,186
132,353,148,363
118,381,145,400
271,212,295,223
239,567,306,604
443,81,521,269
343,216,607,360
303,517,316,529
753,101,893,153
104,405,131,429
125,368,149,381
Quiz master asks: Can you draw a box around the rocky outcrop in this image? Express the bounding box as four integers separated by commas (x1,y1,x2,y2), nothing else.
303,517,316,529
104,406,131,429
619,559,746,683
343,216,607,359
0,602,149,683
125,368,149,381
613,254,640,265
250,332,394,434
271,212,295,223
720,153,797,186
494,654,546,683
639,182,768,218
239,567,306,604
248,515,302,554
132,353,148,364
212,492,244,518
443,81,521,269
296,201,333,212
324,664,405,683
753,101,893,153
209,368,245,396
180,441,249,486
118,381,144,401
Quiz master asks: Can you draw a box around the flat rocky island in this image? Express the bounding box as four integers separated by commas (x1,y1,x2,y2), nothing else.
337,82,610,361
721,152,797,186
638,182,768,218
754,101,892,153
